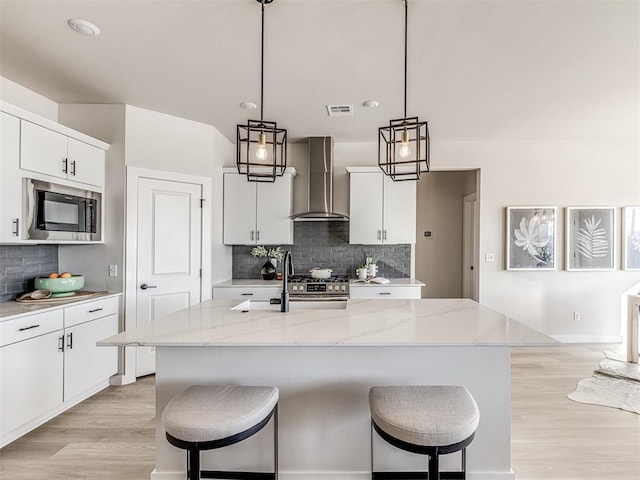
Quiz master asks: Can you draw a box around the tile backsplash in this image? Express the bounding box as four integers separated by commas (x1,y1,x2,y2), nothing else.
232,222,410,279
0,245,59,302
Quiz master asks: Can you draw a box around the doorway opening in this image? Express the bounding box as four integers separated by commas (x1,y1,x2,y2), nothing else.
415,170,479,299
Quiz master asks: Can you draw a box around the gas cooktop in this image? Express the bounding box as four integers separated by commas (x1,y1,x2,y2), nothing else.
287,275,350,297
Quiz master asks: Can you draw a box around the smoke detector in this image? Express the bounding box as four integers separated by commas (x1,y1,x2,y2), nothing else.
326,105,354,117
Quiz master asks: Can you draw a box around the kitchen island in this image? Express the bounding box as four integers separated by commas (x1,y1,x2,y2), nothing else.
99,298,558,480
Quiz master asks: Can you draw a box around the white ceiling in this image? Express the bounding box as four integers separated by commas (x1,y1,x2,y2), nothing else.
0,0,637,143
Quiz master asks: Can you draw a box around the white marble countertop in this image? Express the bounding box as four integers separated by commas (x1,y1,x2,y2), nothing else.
0,292,121,322
99,297,558,348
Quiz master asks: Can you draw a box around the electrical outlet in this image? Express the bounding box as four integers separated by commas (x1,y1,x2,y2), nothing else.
485,253,496,263
573,311,580,322
108,264,118,277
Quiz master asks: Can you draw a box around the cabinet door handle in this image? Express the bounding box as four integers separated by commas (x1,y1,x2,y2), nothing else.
256,230,260,241
241,293,254,296
67,332,73,349
378,292,392,295
88,308,103,313
18,324,40,331
58,335,65,352
250,230,255,241
70,160,76,176
383,230,387,241
377,230,382,240
62,158,68,174
12,218,19,237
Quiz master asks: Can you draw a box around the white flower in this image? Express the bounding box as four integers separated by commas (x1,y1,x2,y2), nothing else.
514,216,550,262
250,246,284,261
250,246,269,258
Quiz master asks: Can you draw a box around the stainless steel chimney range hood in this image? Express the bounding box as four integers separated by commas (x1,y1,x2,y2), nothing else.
292,136,349,221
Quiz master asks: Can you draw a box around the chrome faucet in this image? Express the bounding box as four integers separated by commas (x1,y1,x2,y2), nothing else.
281,250,294,312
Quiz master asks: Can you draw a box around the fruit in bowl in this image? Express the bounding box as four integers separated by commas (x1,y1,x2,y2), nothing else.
35,274,85,298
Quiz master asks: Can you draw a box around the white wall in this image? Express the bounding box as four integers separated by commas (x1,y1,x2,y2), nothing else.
58,105,126,293
124,104,233,285
436,138,640,340
0,76,58,121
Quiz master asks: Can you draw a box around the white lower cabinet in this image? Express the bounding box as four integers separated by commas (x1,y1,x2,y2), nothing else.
0,296,119,447
349,285,421,299
0,329,64,438
64,313,118,402
213,286,282,302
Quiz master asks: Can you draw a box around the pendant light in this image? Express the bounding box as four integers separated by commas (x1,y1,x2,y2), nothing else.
237,0,287,182
378,0,430,181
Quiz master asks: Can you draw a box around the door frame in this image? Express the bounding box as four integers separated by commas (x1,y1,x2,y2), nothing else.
118,166,211,384
462,192,480,301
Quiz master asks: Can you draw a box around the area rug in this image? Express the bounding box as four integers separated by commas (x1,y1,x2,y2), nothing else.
567,352,640,414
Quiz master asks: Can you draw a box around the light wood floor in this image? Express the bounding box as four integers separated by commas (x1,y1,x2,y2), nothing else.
1,345,639,479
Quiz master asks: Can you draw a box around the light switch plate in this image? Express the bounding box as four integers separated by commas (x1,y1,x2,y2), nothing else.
109,264,118,277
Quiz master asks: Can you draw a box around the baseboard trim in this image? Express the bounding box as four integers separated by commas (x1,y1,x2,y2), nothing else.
150,470,515,480
552,335,623,344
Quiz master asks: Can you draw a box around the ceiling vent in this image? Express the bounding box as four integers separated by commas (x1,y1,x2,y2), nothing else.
326,104,354,117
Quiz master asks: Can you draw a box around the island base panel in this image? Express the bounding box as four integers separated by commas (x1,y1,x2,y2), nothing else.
153,346,514,480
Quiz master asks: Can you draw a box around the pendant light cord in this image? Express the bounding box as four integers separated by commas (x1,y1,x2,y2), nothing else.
403,0,408,119
260,0,265,123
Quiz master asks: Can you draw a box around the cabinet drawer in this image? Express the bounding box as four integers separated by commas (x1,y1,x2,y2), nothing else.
350,286,421,300
214,286,282,302
0,310,64,347
64,297,119,328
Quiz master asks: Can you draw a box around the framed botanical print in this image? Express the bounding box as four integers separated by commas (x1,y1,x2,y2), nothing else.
566,207,615,271
506,206,557,270
623,206,640,271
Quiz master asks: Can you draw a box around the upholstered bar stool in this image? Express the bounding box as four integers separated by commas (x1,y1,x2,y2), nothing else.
162,385,279,480
369,385,479,480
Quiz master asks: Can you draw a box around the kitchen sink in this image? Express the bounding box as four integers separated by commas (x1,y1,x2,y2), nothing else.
231,299,347,312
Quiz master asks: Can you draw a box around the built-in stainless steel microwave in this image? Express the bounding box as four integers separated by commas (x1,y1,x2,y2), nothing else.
23,178,102,242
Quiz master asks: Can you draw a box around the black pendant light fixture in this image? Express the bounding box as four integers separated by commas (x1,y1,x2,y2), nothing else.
237,0,287,182
378,0,429,181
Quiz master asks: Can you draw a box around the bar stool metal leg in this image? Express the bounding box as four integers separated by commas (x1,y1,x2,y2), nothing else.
187,447,200,480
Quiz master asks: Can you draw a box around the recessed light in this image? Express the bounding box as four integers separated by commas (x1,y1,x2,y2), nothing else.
362,100,380,109
240,101,258,110
68,18,100,36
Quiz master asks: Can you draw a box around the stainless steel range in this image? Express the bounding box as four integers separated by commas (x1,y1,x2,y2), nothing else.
288,275,350,300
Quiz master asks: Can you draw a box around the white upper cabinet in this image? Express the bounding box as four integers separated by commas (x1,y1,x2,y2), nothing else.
382,174,417,244
21,121,105,187
223,170,295,245
348,168,416,245
0,112,22,242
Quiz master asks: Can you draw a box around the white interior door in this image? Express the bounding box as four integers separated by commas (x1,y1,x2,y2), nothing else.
136,178,202,377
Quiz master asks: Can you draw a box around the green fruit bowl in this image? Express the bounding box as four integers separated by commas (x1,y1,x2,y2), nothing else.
34,275,85,298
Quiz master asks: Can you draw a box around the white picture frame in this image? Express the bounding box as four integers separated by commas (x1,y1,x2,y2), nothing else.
506,206,557,270
622,206,640,271
565,207,616,271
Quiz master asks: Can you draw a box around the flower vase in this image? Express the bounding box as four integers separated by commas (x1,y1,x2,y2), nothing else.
261,259,277,280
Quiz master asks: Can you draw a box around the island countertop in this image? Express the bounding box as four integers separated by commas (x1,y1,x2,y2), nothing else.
99,297,558,347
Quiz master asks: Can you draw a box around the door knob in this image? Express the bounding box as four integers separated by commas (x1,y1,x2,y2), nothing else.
140,283,157,290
